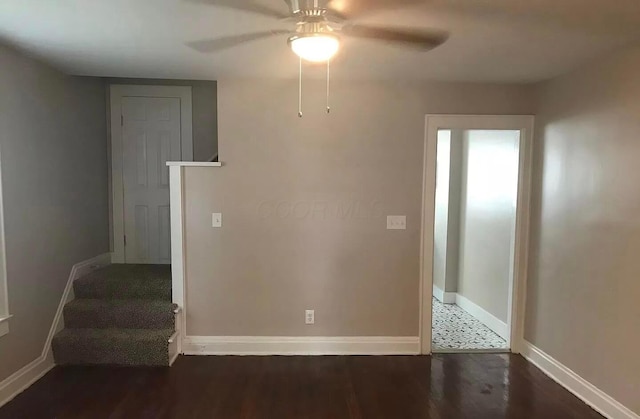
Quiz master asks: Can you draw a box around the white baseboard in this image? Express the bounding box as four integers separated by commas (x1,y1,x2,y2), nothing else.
0,253,111,408
455,294,509,341
432,285,456,304
521,341,638,419
183,336,420,356
0,354,55,408
45,253,112,360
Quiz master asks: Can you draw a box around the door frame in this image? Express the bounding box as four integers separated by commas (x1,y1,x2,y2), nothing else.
109,85,193,264
419,115,535,355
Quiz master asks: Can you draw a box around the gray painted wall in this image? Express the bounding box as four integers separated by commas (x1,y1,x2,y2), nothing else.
528,46,640,415
0,44,109,382
105,78,218,162
445,133,463,293
433,130,452,294
182,79,534,337
457,130,519,323
433,129,463,295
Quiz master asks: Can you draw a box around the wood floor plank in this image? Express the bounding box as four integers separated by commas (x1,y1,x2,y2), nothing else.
0,354,603,419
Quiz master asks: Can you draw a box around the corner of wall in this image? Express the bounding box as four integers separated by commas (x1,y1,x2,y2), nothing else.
521,341,639,419
0,253,111,409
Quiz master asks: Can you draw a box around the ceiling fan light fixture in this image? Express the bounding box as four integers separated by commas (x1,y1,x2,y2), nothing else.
288,33,340,63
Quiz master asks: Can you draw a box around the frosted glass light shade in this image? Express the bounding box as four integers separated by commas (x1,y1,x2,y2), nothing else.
289,34,340,62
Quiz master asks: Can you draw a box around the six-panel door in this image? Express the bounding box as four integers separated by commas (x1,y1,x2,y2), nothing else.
122,96,181,264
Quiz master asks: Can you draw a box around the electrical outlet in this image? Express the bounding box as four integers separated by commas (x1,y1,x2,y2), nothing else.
305,310,315,325
387,215,407,230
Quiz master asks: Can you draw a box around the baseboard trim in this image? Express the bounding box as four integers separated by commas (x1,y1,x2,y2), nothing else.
521,341,638,419
454,294,509,341
0,253,111,408
432,285,456,304
0,354,54,408
45,253,112,360
183,336,421,356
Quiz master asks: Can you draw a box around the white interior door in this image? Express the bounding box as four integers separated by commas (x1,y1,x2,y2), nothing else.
122,96,181,264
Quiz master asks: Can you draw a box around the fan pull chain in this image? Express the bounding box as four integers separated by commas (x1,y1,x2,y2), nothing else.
298,56,303,118
326,59,331,114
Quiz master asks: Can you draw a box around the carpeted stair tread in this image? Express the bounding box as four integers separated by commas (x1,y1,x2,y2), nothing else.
52,328,174,367
74,264,171,301
54,264,175,367
80,264,171,281
64,299,177,330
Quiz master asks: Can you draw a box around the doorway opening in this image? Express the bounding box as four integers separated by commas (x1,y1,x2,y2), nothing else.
109,85,193,264
420,115,534,354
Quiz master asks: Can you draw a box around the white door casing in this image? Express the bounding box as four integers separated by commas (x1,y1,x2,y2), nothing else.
420,115,534,355
110,85,193,264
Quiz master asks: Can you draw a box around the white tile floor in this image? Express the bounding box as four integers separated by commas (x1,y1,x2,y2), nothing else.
432,298,508,351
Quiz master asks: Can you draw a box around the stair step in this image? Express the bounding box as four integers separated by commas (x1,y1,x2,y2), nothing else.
52,328,174,367
64,299,176,330
74,264,171,301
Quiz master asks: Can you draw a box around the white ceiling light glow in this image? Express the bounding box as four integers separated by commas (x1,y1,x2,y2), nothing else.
289,34,340,62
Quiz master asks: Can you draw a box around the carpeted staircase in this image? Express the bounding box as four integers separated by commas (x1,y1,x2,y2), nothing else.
52,264,177,367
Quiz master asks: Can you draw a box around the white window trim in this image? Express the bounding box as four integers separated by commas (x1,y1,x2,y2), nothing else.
0,149,10,337
109,85,194,264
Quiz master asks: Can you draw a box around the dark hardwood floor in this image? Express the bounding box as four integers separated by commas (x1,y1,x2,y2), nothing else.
0,354,602,419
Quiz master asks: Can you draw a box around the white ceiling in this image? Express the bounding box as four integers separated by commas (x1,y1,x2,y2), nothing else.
1,0,639,83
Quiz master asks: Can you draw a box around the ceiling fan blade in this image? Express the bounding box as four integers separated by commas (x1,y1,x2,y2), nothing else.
326,0,426,19
188,30,291,53
341,24,448,50
187,0,290,19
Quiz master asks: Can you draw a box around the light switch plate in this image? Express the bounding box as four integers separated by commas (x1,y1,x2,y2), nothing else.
212,213,222,228
305,310,315,325
387,215,406,230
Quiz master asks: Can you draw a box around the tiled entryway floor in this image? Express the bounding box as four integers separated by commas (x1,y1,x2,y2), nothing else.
432,298,508,351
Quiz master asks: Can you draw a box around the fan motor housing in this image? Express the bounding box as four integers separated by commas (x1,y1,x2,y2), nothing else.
289,0,332,15
294,21,336,34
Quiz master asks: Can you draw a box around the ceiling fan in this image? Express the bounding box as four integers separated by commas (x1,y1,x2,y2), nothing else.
188,0,449,62
188,0,448,116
